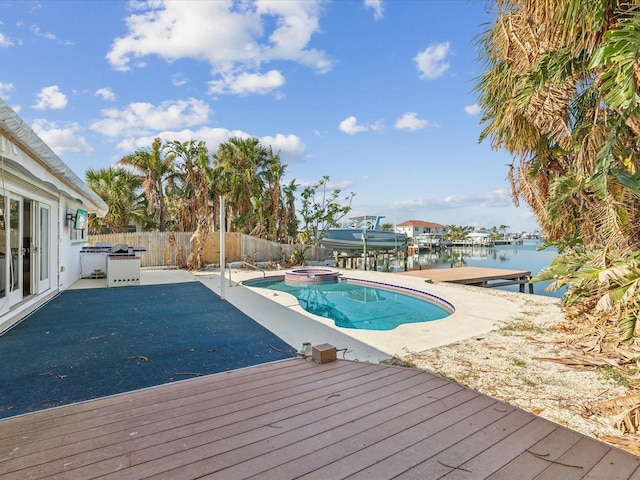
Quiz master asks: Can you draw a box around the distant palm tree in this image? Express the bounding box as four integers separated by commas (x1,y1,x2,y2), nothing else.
165,139,213,233
214,137,271,234
263,153,285,240
282,179,299,243
445,225,473,241
161,140,214,269
85,166,144,233
119,137,175,232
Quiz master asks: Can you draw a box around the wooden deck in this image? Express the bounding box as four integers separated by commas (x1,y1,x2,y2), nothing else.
399,266,534,293
1,358,639,479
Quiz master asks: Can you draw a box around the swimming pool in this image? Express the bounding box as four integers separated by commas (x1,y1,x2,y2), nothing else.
245,276,454,331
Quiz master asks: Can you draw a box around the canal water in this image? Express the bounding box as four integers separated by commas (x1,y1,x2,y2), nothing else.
406,239,565,298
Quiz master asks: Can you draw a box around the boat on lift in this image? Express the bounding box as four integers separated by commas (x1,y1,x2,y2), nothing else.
320,215,407,251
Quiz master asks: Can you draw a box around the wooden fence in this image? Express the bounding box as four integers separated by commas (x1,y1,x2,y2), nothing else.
88,232,332,268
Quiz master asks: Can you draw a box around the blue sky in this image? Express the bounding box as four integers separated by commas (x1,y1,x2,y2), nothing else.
0,0,538,232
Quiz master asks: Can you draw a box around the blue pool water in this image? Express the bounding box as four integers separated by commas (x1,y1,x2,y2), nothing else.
252,277,452,331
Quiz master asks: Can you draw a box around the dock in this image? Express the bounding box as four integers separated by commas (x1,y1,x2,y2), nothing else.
399,266,534,293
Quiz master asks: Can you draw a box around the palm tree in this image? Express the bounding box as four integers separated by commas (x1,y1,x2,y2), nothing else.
163,140,214,269
165,139,213,233
445,225,473,242
476,1,640,340
282,179,299,243
85,166,145,233
263,150,292,241
477,0,640,247
214,137,271,234
119,137,175,232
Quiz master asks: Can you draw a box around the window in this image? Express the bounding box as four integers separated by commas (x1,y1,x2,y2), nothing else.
70,226,86,242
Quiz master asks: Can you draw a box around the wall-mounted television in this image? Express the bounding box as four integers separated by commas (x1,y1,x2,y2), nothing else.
75,209,88,230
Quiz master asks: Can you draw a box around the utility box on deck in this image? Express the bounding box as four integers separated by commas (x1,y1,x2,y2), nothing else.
312,343,337,364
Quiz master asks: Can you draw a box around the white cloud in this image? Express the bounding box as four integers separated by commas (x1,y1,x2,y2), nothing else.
393,198,425,208
464,103,481,115
116,127,306,164
297,178,355,190
90,98,212,137
95,87,116,101
364,0,383,20
326,179,355,190
0,82,15,99
33,85,68,110
394,190,512,210
441,190,512,208
339,116,369,135
0,32,14,47
208,70,286,96
29,25,56,41
414,41,450,80
106,0,332,95
171,73,187,87
30,119,93,155
260,133,306,163
369,121,385,133
395,112,430,131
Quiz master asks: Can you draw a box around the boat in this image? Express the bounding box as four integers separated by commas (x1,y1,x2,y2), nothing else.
320,216,407,251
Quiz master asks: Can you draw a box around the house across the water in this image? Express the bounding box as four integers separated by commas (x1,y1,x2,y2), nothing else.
395,220,448,241
0,99,107,333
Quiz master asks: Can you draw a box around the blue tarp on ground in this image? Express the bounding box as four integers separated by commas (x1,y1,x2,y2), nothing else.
0,281,295,419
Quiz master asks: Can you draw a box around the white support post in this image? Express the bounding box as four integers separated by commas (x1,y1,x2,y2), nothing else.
219,196,225,301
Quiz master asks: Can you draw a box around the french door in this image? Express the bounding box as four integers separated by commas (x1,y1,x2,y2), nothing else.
8,196,22,304
37,203,51,293
0,192,51,310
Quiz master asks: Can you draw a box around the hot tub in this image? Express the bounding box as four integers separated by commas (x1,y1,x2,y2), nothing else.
284,268,340,284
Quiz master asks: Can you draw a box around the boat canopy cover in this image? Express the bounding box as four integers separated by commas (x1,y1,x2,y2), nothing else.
0,99,108,216
344,215,385,229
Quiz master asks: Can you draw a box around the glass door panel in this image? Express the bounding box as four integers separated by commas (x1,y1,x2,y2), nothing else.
37,204,50,292
0,195,5,299
9,197,22,304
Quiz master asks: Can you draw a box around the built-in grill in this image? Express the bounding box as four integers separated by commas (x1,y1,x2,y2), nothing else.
80,243,146,287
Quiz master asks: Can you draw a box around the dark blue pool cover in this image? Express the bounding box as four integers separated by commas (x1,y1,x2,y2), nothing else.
0,281,296,419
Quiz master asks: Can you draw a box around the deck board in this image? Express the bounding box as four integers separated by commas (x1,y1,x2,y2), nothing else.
1,358,639,480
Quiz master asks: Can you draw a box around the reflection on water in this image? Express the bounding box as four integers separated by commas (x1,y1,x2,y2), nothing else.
405,239,565,298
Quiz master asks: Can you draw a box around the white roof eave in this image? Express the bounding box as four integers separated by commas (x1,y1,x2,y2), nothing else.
0,99,108,217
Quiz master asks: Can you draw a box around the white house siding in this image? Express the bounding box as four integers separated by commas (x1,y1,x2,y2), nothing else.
0,100,107,333
396,222,448,240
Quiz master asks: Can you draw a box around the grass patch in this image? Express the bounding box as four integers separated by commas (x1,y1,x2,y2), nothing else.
509,357,526,367
600,366,631,387
381,356,414,368
499,320,545,335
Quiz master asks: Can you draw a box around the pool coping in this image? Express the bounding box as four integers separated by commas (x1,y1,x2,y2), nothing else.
193,267,555,363
241,273,456,319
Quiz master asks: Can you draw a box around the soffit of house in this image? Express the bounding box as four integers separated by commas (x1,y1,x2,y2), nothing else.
0,100,108,216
